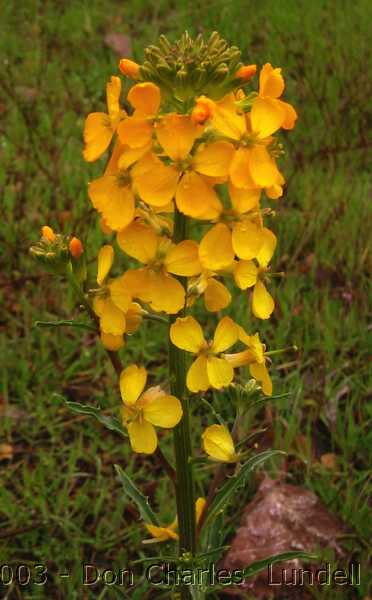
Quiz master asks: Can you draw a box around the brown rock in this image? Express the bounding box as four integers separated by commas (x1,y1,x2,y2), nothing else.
222,478,347,598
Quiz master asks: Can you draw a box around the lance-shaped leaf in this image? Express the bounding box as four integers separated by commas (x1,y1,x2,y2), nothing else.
203,450,285,529
35,319,96,332
65,401,127,437
114,465,159,526
242,550,318,579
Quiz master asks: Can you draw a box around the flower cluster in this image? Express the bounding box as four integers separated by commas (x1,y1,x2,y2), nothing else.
81,33,297,461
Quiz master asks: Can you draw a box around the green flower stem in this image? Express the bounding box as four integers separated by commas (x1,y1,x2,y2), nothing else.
169,209,196,583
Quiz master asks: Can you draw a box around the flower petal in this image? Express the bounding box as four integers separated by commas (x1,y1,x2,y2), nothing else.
127,419,158,454
170,316,205,353
251,97,285,138
259,63,284,99
145,524,179,541
199,223,234,270
165,240,201,276
97,244,114,285
211,316,238,353
229,147,256,189
247,145,281,188
117,117,153,148
231,220,264,260
175,172,222,219
126,302,143,333
108,276,132,312
120,364,147,406
202,424,236,462
100,332,125,351
193,141,234,177
250,362,272,396
229,181,261,214
88,176,135,231
127,82,160,116
156,114,199,161
100,298,126,335
212,94,246,140
195,497,206,524
207,356,234,389
277,99,298,130
256,228,277,267
83,112,113,162
143,394,182,428
117,222,158,264
252,280,275,319
186,355,209,393
122,268,154,302
233,260,258,289
132,153,179,207
148,272,185,314
204,279,231,312
106,76,122,121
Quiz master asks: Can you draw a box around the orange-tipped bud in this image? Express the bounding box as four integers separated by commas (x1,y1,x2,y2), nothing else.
69,237,84,258
119,58,140,79
235,64,257,81
191,96,215,124
41,225,56,242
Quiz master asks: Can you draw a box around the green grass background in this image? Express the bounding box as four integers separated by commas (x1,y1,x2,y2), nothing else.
0,1,371,598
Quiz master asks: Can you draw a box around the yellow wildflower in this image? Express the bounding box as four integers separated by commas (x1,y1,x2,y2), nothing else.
145,520,179,542
224,328,272,396
202,424,238,462
118,221,201,314
88,142,135,231
145,497,206,543
188,268,231,313
117,82,160,153
92,245,133,336
170,316,238,392
258,63,298,130
233,227,277,319
132,114,234,218
120,365,182,454
83,76,124,162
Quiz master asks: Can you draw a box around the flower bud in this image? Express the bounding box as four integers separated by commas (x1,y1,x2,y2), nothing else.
30,228,69,274
69,237,84,258
119,58,140,79
41,225,56,242
191,96,215,124
235,64,257,81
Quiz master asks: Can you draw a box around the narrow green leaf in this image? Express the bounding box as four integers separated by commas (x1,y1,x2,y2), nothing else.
114,465,159,526
243,551,318,579
203,450,285,528
35,319,96,332
65,401,127,438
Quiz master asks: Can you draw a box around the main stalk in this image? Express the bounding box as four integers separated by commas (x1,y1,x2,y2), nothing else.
169,209,196,594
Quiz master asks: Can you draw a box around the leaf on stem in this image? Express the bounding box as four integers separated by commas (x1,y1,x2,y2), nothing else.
65,400,127,437
35,319,97,332
203,450,285,529
114,465,160,526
